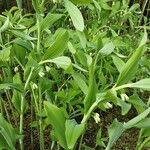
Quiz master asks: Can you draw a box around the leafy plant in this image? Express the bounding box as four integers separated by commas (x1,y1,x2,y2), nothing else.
0,0,150,150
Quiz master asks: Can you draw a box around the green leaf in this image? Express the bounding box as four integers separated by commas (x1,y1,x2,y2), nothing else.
40,56,72,71
13,38,32,52
44,102,67,149
64,0,84,31
16,0,22,8
40,13,63,31
106,119,124,150
96,129,106,148
129,78,150,91
116,30,147,86
129,3,140,12
77,31,87,49
128,95,146,113
99,42,114,56
12,44,27,66
115,79,150,91
117,99,131,115
9,30,36,41
12,73,28,114
99,0,111,10
140,56,150,70
65,119,85,149
84,63,97,114
72,72,88,95
112,55,125,73
42,29,68,60
0,83,23,92
134,118,150,128
68,42,76,54
0,114,20,150
71,0,92,4
0,46,11,62
124,106,150,129
0,17,9,32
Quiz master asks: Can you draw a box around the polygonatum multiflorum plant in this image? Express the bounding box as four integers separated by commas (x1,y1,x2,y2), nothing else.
0,0,150,150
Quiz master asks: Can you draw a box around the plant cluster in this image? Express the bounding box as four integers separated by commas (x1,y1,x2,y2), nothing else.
0,0,150,150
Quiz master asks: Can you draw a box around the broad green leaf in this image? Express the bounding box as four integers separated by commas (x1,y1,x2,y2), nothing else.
134,118,150,128
124,106,150,129
13,38,32,52
16,0,22,8
128,95,146,113
0,17,9,32
32,0,43,13
96,129,106,148
72,72,88,95
12,73,28,114
116,30,147,86
65,119,85,149
84,63,97,113
68,42,76,54
129,3,140,12
40,56,72,71
56,56,70,70
117,99,131,115
115,79,150,91
24,57,40,81
40,13,63,31
71,0,92,4
12,44,27,66
129,78,150,91
0,114,20,150
86,54,92,67
44,102,67,149
140,57,150,70
0,83,23,92
99,0,111,10
9,30,36,41
64,0,84,31
42,29,68,60
112,55,125,72
77,31,87,49
0,46,11,62
106,119,124,150
99,42,114,56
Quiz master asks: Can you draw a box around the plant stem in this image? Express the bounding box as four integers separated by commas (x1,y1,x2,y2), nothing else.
19,94,24,150
19,67,34,150
78,132,84,150
39,86,45,150
37,14,41,53
135,129,143,150
138,137,150,150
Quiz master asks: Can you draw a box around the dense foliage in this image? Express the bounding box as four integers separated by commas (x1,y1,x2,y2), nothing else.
0,0,150,150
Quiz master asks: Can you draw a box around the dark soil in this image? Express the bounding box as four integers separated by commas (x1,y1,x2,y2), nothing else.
83,107,140,150
21,106,141,150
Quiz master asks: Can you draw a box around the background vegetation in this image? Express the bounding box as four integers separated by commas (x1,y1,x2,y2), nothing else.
0,0,150,150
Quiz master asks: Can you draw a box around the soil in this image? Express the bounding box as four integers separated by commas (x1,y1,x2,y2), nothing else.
83,107,140,150
15,106,145,150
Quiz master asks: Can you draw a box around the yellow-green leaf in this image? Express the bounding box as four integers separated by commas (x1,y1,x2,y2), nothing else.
64,0,84,31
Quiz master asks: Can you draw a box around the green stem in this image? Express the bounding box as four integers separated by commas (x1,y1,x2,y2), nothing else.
19,95,24,150
78,132,84,150
138,0,149,26
39,86,45,150
135,129,143,150
138,137,150,150
37,14,41,53
19,67,34,150
5,90,17,126
81,100,99,124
